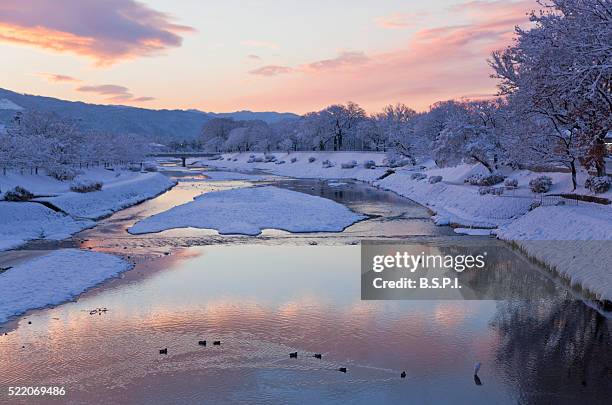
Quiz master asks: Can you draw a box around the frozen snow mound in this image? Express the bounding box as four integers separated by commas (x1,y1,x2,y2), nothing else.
0,249,132,324
128,186,367,236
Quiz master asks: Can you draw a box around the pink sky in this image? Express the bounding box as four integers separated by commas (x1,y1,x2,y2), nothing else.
0,0,535,113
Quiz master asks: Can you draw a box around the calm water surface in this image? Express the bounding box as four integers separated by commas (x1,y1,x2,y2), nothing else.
0,166,610,404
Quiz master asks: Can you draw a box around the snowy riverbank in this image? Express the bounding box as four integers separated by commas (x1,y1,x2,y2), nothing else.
0,249,132,324
200,151,612,301
0,168,176,251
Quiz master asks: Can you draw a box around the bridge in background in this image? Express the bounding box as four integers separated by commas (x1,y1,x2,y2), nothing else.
149,152,217,167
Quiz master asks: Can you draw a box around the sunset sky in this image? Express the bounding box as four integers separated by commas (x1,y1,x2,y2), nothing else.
0,0,534,114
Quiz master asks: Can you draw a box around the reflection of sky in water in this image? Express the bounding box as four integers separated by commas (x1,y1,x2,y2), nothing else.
2,245,609,403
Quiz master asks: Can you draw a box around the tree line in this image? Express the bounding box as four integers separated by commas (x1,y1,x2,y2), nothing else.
0,110,149,180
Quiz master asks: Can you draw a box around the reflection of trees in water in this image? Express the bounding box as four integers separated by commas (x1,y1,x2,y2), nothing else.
491,300,612,404
275,179,406,205
440,244,565,300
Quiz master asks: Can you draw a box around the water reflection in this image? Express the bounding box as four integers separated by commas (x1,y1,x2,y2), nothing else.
491,300,612,404
1,170,610,404
1,245,610,403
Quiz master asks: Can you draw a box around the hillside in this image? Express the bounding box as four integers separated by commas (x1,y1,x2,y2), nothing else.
0,88,298,142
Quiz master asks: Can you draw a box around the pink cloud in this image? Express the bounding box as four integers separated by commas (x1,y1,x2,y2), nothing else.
234,0,534,113
374,12,419,29
249,65,293,76
76,84,153,103
0,0,194,65
132,96,156,102
37,72,80,83
304,51,370,71
77,84,131,96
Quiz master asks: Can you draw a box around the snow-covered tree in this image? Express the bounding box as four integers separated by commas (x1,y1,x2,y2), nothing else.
318,102,366,151
376,103,419,161
1,110,149,179
490,0,611,184
200,118,241,152
355,118,387,151
433,100,507,173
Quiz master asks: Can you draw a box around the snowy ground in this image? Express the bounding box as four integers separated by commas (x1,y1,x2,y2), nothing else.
0,203,94,251
200,151,612,300
0,168,176,250
203,171,274,181
38,172,176,219
195,151,389,181
497,205,612,299
129,185,366,236
0,249,132,324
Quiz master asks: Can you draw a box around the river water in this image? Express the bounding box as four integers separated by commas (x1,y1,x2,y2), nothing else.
0,166,610,404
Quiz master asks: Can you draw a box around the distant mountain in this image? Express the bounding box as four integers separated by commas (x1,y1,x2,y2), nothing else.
208,110,298,123
0,87,298,142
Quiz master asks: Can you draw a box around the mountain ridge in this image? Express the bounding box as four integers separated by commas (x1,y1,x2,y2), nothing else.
0,87,298,141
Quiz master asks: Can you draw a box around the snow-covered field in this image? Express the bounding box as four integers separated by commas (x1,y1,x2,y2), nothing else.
0,168,176,250
0,203,94,251
38,172,175,219
201,151,612,300
129,185,366,236
0,249,132,324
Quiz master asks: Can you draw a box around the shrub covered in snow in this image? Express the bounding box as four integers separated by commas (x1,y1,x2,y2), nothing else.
479,173,505,186
143,162,157,172
479,186,504,196
464,174,483,185
386,157,412,168
428,175,443,184
504,178,518,188
465,173,504,186
363,160,376,169
47,165,79,181
529,176,553,193
308,157,316,163
291,157,298,163
70,180,103,193
322,159,335,168
4,186,35,201
411,173,427,180
585,176,610,194
341,160,358,169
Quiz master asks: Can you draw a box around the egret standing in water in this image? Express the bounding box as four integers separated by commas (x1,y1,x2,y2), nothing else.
473,362,483,386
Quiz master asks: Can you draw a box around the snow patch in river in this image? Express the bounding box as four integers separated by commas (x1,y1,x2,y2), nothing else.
128,185,366,236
